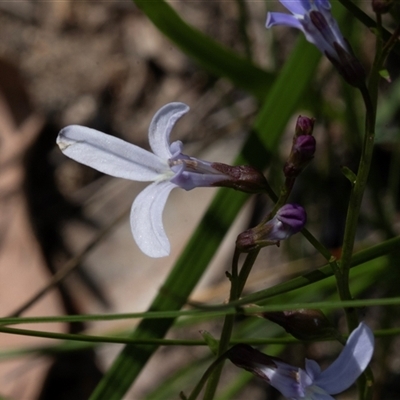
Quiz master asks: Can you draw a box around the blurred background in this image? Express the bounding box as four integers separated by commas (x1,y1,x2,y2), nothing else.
0,1,268,398
0,1,399,399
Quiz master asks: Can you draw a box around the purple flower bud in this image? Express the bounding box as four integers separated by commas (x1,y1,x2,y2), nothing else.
294,135,316,158
262,309,338,341
236,204,306,252
284,116,316,178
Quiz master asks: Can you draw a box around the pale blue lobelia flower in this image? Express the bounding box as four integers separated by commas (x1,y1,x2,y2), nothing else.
228,322,374,399
266,0,365,87
57,103,267,258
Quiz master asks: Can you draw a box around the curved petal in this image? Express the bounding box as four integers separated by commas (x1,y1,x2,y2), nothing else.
315,323,374,394
130,180,177,258
148,102,190,160
266,12,303,30
57,125,167,181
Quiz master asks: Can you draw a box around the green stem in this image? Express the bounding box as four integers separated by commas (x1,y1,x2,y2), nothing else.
202,249,242,400
338,62,378,340
237,250,260,294
336,12,400,400
339,72,376,400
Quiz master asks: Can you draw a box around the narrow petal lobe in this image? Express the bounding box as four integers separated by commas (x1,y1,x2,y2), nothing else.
130,180,178,258
57,125,167,181
314,323,374,394
266,12,303,30
148,102,190,160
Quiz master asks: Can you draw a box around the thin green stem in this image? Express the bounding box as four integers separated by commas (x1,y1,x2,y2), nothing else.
336,12,400,400
237,249,260,294
339,75,376,400
202,249,242,400
301,228,336,262
338,64,377,343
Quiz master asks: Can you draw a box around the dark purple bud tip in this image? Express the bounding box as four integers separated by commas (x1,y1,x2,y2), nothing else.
275,203,307,235
295,116,315,137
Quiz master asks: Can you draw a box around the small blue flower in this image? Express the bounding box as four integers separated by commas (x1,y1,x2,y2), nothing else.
270,203,307,240
266,0,365,87
228,322,374,399
236,204,307,251
266,0,348,60
57,103,246,258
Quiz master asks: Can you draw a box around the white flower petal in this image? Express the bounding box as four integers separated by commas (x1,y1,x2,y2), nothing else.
315,323,374,394
148,102,190,160
57,125,167,181
130,180,177,258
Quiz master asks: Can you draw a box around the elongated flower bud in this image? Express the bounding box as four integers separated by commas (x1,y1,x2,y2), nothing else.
262,309,338,341
211,163,269,193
